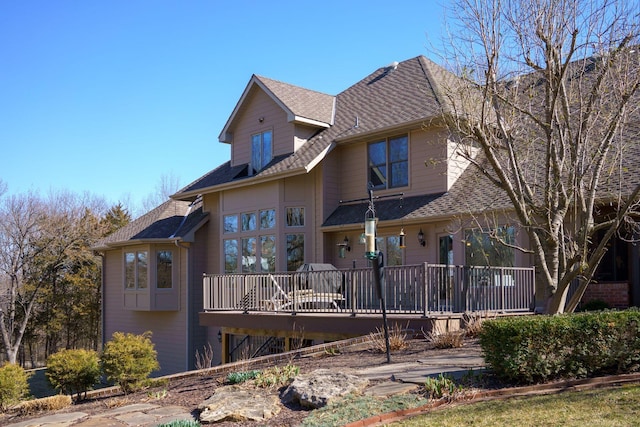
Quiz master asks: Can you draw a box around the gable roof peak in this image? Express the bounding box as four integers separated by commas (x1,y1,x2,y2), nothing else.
218,74,336,143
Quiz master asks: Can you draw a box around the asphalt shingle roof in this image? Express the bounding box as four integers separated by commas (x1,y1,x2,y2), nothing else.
176,56,457,198
93,198,208,249
321,159,514,229
177,50,640,227
256,75,335,125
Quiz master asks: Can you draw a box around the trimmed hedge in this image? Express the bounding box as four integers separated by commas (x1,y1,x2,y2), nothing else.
479,309,640,384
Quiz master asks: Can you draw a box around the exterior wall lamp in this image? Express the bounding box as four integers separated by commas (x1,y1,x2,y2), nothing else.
338,235,351,258
417,228,426,247
399,228,406,248
217,330,222,343
343,236,351,251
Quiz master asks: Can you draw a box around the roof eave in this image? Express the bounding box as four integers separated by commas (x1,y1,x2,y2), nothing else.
218,75,264,143
92,238,179,251
174,167,310,200
334,117,444,144
290,114,331,128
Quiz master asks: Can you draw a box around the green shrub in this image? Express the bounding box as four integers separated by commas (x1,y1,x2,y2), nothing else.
423,373,462,399
226,370,260,384
255,364,299,388
46,349,101,400
156,420,201,427
0,362,31,411
101,331,160,393
479,309,640,384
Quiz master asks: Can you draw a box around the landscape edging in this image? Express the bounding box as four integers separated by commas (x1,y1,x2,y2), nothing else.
346,372,640,427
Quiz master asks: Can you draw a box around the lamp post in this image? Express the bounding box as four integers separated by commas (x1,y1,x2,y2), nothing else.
364,184,391,363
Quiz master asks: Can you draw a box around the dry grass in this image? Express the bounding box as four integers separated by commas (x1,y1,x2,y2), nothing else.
461,312,495,338
369,322,409,353
15,394,72,415
102,396,132,409
195,343,214,371
423,322,465,349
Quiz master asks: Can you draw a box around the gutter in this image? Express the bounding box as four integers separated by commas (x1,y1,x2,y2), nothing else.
173,238,191,372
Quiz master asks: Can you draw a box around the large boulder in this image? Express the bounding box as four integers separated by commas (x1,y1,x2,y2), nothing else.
281,369,369,409
198,385,281,423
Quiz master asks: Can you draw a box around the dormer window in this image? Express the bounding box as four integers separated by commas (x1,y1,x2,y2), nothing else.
251,130,273,173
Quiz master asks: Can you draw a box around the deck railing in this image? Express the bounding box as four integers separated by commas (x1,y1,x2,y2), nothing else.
203,263,535,315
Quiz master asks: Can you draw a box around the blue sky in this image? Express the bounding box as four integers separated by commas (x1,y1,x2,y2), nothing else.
1,1,446,215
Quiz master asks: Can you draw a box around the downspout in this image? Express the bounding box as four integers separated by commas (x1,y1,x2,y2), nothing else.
93,251,106,352
169,195,201,372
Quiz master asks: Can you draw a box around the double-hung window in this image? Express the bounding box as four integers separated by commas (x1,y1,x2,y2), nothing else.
251,130,273,173
368,135,408,189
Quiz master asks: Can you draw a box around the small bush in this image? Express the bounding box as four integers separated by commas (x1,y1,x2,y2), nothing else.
369,322,408,353
226,370,260,384
46,349,101,400
15,394,72,415
423,373,462,399
461,311,494,338
423,321,465,349
255,364,299,388
479,309,640,384
157,420,201,427
101,331,160,393
0,363,31,411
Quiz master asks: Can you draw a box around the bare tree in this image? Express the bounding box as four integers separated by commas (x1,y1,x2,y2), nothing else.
140,172,182,214
436,0,640,313
0,190,107,363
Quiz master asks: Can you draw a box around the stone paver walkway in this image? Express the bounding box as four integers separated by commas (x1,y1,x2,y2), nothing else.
4,403,195,427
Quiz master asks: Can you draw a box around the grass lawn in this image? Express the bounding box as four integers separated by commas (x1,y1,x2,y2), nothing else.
391,384,640,427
